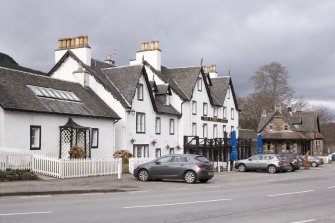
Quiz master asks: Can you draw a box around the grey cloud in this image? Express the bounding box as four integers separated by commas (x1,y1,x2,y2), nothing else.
1,0,334,106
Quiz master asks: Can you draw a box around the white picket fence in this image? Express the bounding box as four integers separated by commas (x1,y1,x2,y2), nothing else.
128,157,154,174
0,147,122,179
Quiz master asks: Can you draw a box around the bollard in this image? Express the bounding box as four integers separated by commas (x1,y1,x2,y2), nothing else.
117,158,122,179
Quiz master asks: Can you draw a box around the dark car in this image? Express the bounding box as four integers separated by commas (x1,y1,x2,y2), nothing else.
281,153,301,171
133,154,214,184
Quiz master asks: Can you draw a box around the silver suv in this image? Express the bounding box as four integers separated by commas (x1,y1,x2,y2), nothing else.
235,154,291,174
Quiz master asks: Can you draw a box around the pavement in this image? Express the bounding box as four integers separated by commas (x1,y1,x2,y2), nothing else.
0,173,142,197
1,163,333,197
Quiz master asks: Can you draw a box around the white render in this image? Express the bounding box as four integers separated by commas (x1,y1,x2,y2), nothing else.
0,108,116,158
55,47,91,66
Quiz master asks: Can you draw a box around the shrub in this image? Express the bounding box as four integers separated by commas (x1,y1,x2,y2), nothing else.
113,150,133,159
68,145,86,158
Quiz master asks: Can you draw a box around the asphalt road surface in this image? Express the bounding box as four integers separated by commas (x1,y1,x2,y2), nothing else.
1,164,335,223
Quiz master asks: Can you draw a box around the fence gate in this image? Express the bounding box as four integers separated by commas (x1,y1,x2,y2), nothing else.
59,118,91,159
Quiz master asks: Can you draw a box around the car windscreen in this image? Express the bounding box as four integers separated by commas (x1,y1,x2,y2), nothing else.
195,156,210,163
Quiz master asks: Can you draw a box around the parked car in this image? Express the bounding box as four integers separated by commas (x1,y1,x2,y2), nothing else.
307,155,324,167
281,153,302,171
235,154,291,174
133,154,214,184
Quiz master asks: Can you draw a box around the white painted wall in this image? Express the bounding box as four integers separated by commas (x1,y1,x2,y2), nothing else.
55,48,91,66
130,50,161,71
1,110,116,158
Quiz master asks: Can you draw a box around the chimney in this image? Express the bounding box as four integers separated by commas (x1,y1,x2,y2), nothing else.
105,54,115,66
130,40,161,72
73,63,91,88
262,110,267,116
55,35,91,66
209,64,218,78
274,104,282,112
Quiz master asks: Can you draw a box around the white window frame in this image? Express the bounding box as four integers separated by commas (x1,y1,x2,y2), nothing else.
203,124,208,138
137,84,144,101
136,112,146,133
223,107,227,118
213,125,218,138
169,119,175,135
155,117,161,134
231,108,234,120
197,78,202,91
192,101,197,115
203,103,208,116
91,128,99,148
192,123,197,136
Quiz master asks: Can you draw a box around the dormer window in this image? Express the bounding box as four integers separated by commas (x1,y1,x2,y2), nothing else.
165,95,170,106
137,84,143,101
269,125,273,131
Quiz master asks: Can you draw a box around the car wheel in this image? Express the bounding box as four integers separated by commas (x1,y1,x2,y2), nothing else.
267,165,277,174
311,162,318,167
238,164,247,172
184,171,197,184
138,169,149,181
290,164,295,172
199,179,209,183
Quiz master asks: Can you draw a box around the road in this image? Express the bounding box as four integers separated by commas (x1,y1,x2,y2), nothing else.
1,164,335,223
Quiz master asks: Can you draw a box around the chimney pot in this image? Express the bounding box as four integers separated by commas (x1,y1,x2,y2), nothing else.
154,41,159,50
141,42,145,51
144,42,148,50
150,41,155,50
71,38,75,48
84,36,88,46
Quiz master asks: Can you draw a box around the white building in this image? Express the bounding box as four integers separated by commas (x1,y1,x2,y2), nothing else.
49,36,181,158
0,58,120,158
48,36,240,159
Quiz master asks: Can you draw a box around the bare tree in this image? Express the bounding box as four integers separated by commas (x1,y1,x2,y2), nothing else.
251,62,295,108
309,104,335,124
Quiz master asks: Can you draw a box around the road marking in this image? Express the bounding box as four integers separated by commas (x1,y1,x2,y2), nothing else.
0,211,52,216
175,188,190,191
267,190,314,197
19,195,52,199
291,219,316,223
78,193,104,196
328,186,335,189
124,198,232,209
128,190,152,194
206,186,220,188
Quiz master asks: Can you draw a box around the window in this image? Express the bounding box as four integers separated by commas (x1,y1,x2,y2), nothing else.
169,148,175,154
203,124,208,138
231,126,234,133
223,107,227,118
155,117,161,134
136,112,146,133
192,123,197,136
223,125,226,136
91,128,99,148
213,125,218,138
231,108,234,120
169,119,175,135
155,148,161,158
28,85,81,102
203,103,208,116
267,142,271,151
284,125,288,131
192,101,197,115
197,78,202,91
269,125,273,131
133,145,149,158
227,87,231,99
137,84,143,100
165,95,170,106
213,107,218,117
30,126,41,150
173,156,188,162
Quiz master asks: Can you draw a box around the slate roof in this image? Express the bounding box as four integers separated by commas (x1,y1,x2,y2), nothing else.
239,129,258,139
0,52,46,76
158,66,203,101
210,76,230,105
155,95,181,116
292,112,320,132
262,132,308,140
0,66,120,120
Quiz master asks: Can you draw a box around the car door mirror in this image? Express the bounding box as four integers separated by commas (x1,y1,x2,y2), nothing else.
155,161,161,165
248,159,252,161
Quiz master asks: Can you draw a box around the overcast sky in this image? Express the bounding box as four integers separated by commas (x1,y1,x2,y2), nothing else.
1,0,334,109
